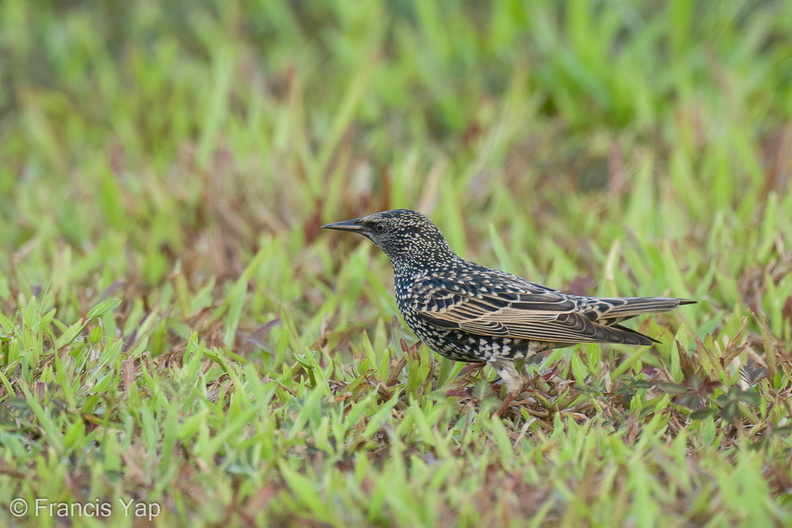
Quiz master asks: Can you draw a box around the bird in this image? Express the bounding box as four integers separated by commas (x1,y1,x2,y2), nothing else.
323,209,695,395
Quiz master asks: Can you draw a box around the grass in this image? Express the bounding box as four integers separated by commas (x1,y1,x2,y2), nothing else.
1,0,792,526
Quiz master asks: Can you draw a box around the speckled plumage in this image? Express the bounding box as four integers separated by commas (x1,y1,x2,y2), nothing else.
323,209,695,394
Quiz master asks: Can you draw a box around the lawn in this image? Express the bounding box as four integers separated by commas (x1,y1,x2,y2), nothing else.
1,1,791,526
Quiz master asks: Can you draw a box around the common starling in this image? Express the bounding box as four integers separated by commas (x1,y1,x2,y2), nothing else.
323,209,695,394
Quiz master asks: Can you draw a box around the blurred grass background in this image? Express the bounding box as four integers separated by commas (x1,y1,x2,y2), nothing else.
1,1,791,526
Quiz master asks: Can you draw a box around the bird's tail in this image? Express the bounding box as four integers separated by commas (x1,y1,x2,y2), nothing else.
598,297,695,320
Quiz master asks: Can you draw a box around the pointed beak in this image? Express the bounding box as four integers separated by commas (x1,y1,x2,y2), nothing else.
322,217,365,232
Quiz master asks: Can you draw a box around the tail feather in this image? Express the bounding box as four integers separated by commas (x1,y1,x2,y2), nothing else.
561,296,695,347
597,297,695,320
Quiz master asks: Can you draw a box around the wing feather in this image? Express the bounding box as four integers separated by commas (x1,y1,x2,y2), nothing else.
413,281,656,346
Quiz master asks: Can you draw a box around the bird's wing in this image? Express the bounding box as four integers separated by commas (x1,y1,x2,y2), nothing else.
412,278,654,346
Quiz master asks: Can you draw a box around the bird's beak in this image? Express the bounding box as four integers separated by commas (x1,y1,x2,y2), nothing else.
322,217,365,232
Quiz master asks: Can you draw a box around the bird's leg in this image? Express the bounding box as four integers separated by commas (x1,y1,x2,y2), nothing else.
488,358,525,395
519,362,533,381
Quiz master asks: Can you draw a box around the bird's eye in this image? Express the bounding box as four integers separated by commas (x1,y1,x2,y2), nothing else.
375,223,385,232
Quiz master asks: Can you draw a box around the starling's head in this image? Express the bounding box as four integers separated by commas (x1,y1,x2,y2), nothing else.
322,209,454,268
